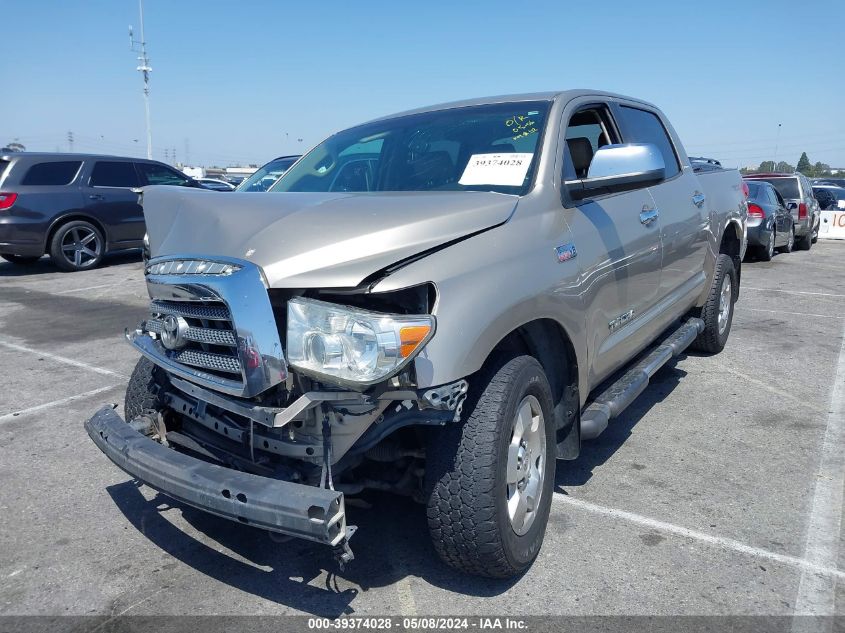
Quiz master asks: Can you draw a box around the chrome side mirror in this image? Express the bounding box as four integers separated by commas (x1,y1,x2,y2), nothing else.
568,143,665,200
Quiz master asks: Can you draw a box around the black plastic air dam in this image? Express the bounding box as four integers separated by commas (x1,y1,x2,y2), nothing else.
84,405,347,546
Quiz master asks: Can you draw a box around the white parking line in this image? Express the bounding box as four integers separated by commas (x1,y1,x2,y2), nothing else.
0,339,127,378
0,384,120,424
742,308,845,319
792,320,845,619
743,287,845,299
552,495,845,581
54,282,125,295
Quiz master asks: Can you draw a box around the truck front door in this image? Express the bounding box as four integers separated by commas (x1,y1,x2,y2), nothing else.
559,102,663,387
615,103,709,308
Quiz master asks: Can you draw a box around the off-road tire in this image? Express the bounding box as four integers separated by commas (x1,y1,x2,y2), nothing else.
48,220,104,272
124,357,168,421
690,253,737,354
425,355,555,578
1,254,40,265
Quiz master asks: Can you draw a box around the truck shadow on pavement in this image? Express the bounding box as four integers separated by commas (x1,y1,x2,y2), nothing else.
107,481,519,617
555,362,687,488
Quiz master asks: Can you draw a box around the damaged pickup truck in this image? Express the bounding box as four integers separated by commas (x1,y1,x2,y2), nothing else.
86,90,746,578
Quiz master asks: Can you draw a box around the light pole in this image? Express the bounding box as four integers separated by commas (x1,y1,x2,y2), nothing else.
129,0,153,160
772,123,782,170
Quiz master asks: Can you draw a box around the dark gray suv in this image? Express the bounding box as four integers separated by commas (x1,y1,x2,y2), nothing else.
0,152,199,271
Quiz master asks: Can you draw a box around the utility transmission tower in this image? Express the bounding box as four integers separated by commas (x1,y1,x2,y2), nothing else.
67,131,74,153
129,0,152,159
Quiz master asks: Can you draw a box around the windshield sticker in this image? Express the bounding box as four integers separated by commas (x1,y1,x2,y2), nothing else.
505,114,539,141
459,153,534,187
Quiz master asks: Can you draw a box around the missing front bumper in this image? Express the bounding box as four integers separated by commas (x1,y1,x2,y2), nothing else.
84,405,348,547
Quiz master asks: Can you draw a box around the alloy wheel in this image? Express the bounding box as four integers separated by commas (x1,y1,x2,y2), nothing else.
506,394,546,536
718,274,732,335
61,227,101,268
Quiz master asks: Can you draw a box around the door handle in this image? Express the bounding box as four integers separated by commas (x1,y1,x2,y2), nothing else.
640,206,659,226
88,194,105,201
692,191,706,207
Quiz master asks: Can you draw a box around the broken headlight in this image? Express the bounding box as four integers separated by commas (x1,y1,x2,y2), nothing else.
286,297,435,386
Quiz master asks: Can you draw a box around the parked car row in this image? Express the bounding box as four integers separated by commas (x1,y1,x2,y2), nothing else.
741,172,822,260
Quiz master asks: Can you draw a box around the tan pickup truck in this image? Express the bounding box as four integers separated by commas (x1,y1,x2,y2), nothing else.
86,90,747,578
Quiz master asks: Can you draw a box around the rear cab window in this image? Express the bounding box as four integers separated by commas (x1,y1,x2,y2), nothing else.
90,161,141,188
21,161,82,186
616,105,681,179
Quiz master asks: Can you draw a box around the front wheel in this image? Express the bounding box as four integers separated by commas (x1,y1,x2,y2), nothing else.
690,253,737,354
426,355,556,578
124,357,169,421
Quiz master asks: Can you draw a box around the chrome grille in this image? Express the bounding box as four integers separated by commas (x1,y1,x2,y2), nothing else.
150,299,230,321
146,318,237,346
146,298,242,381
134,257,287,398
172,349,242,374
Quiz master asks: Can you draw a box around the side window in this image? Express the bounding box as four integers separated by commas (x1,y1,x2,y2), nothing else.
90,161,141,188
617,106,681,179
563,105,619,181
22,161,82,186
136,162,191,186
773,189,786,207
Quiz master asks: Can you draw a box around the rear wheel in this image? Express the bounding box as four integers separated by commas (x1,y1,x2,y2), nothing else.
426,355,556,578
690,253,736,354
757,230,775,261
797,227,813,251
1,254,41,265
778,224,795,253
49,220,104,272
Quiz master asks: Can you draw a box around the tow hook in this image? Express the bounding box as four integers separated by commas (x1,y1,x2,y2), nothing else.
129,409,166,443
333,525,357,570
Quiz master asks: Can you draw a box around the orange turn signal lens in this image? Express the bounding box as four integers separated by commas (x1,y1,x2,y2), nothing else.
399,325,431,358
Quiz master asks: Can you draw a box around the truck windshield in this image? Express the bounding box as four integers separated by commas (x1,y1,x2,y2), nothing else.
270,101,550,196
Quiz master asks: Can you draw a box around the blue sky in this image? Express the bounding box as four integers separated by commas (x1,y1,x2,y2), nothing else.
2,0,844,169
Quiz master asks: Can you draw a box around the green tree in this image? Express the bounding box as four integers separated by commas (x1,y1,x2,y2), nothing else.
797,152,812,175
758,161,775,172
775,161,794,173
1,141,25,152
814,162,832,177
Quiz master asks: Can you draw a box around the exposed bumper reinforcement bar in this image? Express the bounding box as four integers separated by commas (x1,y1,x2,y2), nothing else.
84,405,348,546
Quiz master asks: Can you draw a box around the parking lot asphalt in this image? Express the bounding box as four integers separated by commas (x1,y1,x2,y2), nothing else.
0,243,843,618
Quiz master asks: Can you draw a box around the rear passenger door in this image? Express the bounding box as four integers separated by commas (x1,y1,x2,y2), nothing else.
615,102,709,312
83,161,144,247
560,101,663,386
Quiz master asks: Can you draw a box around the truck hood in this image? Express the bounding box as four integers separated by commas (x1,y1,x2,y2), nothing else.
142,187,518,288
